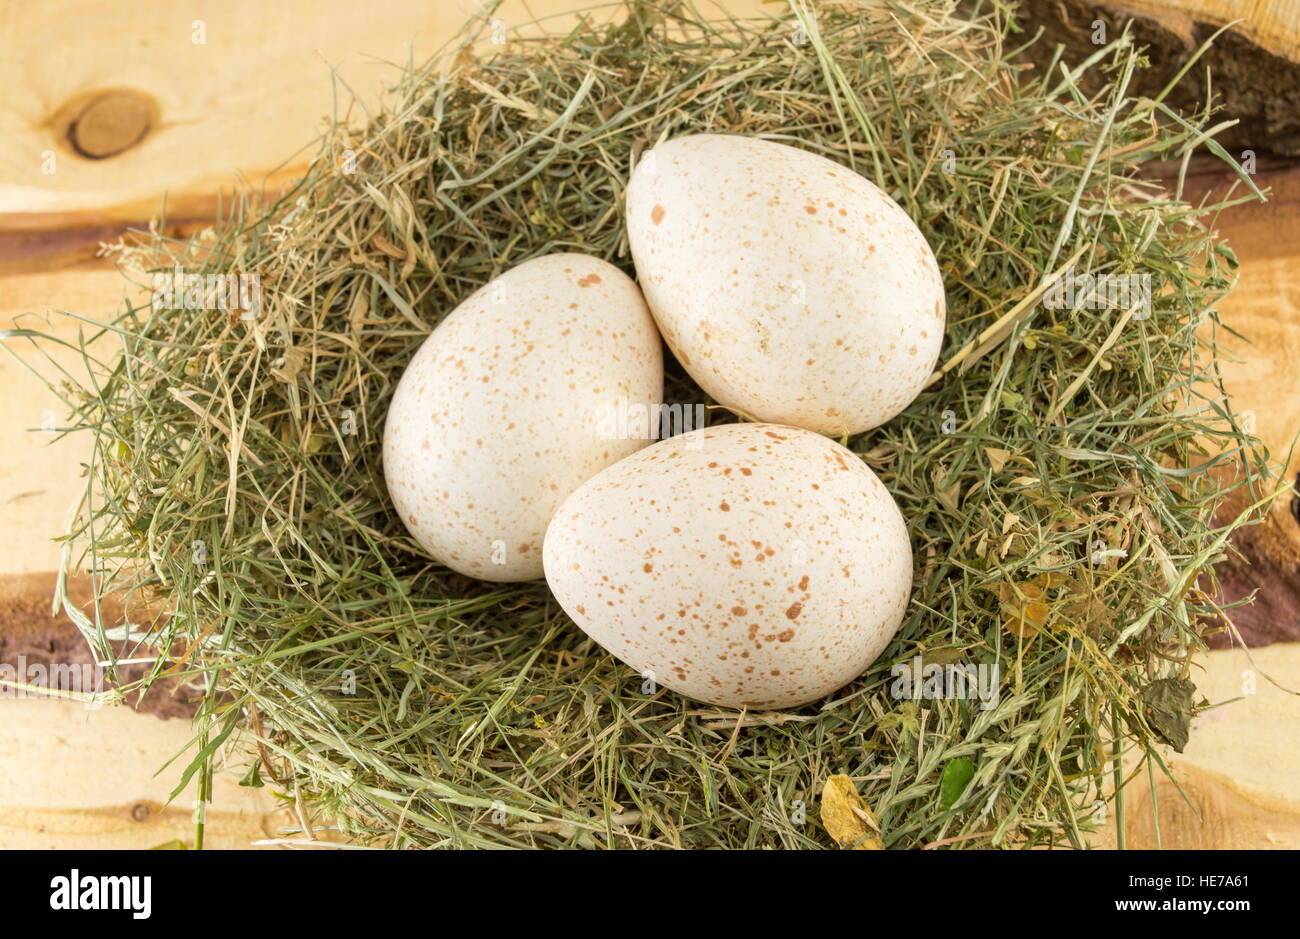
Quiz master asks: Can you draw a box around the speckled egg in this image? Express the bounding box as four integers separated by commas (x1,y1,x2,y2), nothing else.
383,253,663,582
626,133,945,436
543,422,913,708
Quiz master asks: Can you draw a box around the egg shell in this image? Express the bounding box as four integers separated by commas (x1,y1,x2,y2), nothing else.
543,422,913,708
383,253,663,582
626,133,945,436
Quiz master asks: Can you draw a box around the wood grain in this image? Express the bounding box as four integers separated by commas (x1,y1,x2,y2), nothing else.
1018,0,1300,155
3,636,1295,849
0,0,1296,850
0,267,145,573
0,0,453,216
0,1,765,246
1107,0,1300,60
1099,763,1300,849
1095,639,1300,849
1176,159,1300,644
0,699,286,849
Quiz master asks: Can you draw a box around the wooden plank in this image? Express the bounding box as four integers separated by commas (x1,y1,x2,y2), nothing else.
0,699,285,849
1106,0,1300,61
0,0,455,219
0,267,143,573
0,0,1296,850
1174,160,1300,644
1094,640,1300,849
4,633,1296,849
0,0,767,255
1098,762,1300,849
1017,1,1300,155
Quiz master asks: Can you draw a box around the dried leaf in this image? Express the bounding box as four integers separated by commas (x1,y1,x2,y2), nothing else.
997,582,1047,637
349,289,370,332
984,446,1011,472
1033,571,1074,590
271,347,306,384
1062,593,1109,632
921,646,967,667
999,511,1022,558
449,44,476,74
466,77,542,120
370,231,407,261
931,466,962,513
1033,552,1071,570
1141,677,1196,753
820,774,884,850
876,700,921,738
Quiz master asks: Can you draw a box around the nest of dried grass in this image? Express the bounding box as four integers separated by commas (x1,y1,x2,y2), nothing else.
14,0,1279,848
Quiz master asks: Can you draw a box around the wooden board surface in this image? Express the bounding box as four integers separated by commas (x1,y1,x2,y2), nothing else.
0,0,768,245
0,268,143,573
2,0,466,220
1119,0,1300,59
2,641,1295,849
1158,159,1300,646
1100,641,1300,849
0,699,285,849
0,0,1297,850
1019,1,1300,155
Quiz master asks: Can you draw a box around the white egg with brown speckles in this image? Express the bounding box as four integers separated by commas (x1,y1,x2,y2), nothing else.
627,133,945,436
384,253,663,582
543,422,912,708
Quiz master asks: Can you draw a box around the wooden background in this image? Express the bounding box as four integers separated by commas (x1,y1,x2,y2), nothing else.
0,0,1297,849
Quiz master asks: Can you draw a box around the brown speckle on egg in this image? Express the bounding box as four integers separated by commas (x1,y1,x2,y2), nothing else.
542,423,913,708
383,253,664,582
626,134,943,437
